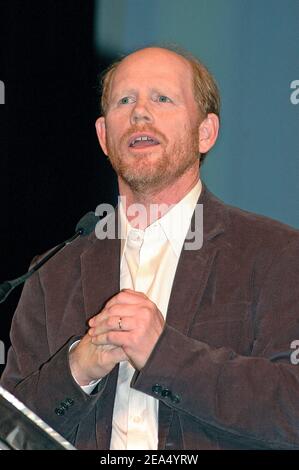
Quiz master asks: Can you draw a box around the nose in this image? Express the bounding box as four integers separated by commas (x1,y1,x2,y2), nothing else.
130,98,153,126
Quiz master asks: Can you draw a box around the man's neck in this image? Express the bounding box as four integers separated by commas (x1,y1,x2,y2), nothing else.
118,168,200,229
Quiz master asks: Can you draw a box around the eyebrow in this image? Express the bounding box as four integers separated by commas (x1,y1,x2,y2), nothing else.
111,87,181,102
110,89,137,102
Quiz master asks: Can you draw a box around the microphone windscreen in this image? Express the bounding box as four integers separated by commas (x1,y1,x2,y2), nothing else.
76,212,100,236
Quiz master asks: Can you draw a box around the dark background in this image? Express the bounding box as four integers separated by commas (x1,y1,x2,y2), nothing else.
0,0,117,375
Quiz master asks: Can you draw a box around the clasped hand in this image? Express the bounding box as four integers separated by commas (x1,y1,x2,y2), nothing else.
88,288,165,370
69,289,165,386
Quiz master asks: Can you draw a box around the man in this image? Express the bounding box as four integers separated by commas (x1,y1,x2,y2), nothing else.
1,46,299,450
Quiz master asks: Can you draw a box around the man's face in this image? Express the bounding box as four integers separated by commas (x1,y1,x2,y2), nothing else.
97,48,202,193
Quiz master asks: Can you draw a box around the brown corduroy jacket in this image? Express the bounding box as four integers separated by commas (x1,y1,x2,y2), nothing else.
1,184,299,449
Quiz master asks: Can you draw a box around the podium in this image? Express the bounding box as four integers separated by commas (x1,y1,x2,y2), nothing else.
0,385,75,450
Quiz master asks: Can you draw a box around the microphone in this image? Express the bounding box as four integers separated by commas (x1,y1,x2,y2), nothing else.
0,211,99,304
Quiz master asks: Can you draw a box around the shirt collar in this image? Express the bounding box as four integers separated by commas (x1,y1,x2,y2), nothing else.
119,179,202,258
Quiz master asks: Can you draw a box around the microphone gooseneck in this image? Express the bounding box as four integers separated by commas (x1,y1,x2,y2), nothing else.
0,211,99,304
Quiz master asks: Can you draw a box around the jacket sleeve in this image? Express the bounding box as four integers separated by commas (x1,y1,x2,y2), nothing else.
0,267,106,443
131,239,299,449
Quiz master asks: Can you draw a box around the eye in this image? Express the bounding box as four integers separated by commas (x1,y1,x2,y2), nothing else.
158,95,171,103
118,96,134,105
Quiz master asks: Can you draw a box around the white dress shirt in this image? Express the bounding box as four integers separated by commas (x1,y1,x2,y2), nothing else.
111,179,202,450
74,179,202,449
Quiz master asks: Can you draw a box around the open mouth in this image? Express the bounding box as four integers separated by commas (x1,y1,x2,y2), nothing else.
128,134,160,149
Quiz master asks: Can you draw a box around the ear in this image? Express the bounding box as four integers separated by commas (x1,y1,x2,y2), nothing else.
95,116,108,156
198,113,219,154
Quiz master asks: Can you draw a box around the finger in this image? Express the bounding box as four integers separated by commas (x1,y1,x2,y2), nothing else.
88,308,112,327
105,289,148,308
121,288,147,297
91,331,129,348
88,303,135,327
89,316,136,336
88,313,110,333
89,303,142,328
105,303,143,319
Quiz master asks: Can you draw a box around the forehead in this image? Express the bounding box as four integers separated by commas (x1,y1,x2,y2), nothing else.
110,49,194,93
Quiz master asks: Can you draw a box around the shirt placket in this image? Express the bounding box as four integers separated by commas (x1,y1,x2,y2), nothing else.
126,225,165,450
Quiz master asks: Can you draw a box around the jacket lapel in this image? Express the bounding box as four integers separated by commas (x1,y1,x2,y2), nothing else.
158,184,228,449
80,210,121,449
167,183,227,334
80,211,121,320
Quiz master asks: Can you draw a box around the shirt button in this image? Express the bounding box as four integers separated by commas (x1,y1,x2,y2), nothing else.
171,394,181,404
161,388,172,398
65,398,74,407
152,384,163,395
55,408,64,416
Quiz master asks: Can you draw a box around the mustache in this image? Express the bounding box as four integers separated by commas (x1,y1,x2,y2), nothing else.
120,125,168,146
